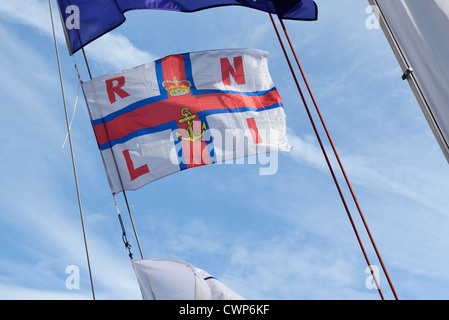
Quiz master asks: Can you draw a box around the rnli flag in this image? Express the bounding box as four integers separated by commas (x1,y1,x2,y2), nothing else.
82,49,291,194
57,0,318,54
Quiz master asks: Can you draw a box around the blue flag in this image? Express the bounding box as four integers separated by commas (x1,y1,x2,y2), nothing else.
57,0,318,55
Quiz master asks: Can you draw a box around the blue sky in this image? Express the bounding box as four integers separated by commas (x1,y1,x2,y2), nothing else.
1,0,449,300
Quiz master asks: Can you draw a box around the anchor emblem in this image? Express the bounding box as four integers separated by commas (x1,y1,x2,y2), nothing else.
175,107,207,142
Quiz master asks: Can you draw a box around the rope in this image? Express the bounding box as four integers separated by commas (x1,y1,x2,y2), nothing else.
274,15,398,300
268,13,385,300
115,196,134,260
48,0,95,300
62,58,80,149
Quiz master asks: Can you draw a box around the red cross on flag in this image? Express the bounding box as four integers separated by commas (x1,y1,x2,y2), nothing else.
82,49,291,194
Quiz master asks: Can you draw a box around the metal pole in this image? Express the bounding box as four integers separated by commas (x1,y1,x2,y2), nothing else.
48,0,95,300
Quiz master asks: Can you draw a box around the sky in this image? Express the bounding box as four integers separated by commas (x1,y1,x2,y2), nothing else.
1,0,449,300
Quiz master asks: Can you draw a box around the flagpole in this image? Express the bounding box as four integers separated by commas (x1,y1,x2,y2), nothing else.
268,13,385,300
81,48,93,80
48,0,95,300
80,48,145,261
274,15,399,300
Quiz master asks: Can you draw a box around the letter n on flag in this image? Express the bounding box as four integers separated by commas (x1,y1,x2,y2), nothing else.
81,49,291,194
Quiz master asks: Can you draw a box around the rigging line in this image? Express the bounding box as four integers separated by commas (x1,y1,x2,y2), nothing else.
267,13,384,300
48,0,95,300
62,57,80,149
276,15,399,300
81,48,93,80
81,48,145,260
114,196,134,260
121,190,144,259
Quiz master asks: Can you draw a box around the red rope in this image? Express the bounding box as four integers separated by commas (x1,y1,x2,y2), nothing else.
268,13,386,300
276,16,399,300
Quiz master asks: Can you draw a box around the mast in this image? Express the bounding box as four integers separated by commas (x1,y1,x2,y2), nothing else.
48,0,95,300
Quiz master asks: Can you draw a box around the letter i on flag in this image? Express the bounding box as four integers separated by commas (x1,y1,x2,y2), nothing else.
82,49,291,194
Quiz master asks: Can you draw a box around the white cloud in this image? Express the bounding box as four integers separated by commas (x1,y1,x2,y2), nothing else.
0,0,156,71
225,237,371,299
0,0,54,36
85,33,157,72
287,130,327,170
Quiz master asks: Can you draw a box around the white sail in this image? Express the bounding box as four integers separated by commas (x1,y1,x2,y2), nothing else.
369,0,449,162
132,259,244,300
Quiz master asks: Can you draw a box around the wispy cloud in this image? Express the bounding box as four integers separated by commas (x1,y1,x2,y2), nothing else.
286,129,449,216
0,14,142,299
85,33,157,72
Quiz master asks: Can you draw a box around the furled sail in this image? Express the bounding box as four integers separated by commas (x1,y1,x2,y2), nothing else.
369,0,449,162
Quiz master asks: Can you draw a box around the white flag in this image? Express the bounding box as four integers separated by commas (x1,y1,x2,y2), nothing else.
132,259,244,300
82,49,291,194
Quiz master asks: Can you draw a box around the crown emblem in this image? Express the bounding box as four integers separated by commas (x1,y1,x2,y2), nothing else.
162,76,191,96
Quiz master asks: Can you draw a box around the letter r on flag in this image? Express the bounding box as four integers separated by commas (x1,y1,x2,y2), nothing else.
106,76,130,104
